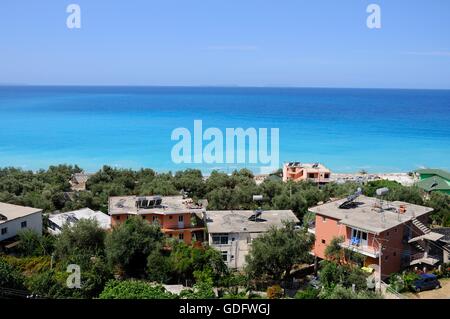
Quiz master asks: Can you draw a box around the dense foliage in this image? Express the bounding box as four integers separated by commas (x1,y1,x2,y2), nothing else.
99,280,177,299
245,222,315,281
105,216,164,277
0,258,27,290
0,165,447,225
0,165,448,299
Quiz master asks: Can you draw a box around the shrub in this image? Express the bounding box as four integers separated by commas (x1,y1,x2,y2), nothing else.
180,281,216,299
295,287,320,299
0,257,26,290
99,280,177,299
266,284,283,299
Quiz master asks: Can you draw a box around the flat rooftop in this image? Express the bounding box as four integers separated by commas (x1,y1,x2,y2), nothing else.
205,210,299,233
49,208,111,230
285,162,330,171
0,202,42,224
309,195,433,234
108,195,205,216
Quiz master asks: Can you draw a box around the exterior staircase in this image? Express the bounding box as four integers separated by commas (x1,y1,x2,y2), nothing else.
411,218,431,234
414,242,425,252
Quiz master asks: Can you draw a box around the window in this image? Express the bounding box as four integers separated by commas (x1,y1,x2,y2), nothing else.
115,216,120,220
142,215,146,219
1,227,7,235
169,216,173,219
324,173,330,178
178,233,184,240
221,251,228,262
21,221,27,228
322,217,327,222
178,215,184,222
212,234,229,245
152,216,158,222
351,228,368,246
394,228,398,232
386,232,390,237
393,252,397,257
321,239,326,244
385,255,389,261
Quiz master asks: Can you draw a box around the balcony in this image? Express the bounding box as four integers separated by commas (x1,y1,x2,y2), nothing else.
306,222,315,235
409,252,440,266
340,240,379,258
306,177,330,183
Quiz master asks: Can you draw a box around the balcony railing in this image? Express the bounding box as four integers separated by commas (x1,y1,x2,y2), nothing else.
409,252,440,266
340,240,379,258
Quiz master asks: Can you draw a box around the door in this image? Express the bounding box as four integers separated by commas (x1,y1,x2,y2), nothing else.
351,229,368,247
178,215,184,228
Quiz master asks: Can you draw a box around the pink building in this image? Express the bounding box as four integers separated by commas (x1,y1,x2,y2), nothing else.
283,162,331,183
308,195,444,279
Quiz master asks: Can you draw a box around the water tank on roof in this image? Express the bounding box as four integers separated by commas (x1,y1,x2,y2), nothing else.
376,187,389,196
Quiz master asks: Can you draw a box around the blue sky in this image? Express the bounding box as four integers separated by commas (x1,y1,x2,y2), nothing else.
0,0,449,88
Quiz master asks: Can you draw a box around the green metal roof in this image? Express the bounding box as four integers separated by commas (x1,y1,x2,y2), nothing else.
415,168,450,181
416,175,450,192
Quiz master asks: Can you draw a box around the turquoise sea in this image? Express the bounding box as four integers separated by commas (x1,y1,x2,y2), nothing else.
0,86,449,173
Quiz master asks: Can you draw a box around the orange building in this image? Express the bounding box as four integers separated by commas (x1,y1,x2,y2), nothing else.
109,195,206,244
283,162,331,183
308,195,443,279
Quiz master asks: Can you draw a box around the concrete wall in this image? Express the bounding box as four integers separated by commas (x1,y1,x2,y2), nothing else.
209,232,256,269
378,226,404,278
0,212,43,241
313,214,347,259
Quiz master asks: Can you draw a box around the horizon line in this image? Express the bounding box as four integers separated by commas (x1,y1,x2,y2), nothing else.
1,84,450,91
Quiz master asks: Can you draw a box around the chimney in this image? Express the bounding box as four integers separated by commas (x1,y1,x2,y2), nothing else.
399,205,407,214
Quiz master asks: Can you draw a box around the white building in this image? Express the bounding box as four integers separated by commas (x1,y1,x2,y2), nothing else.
48,208,111,235
205,209,299,269
0,202,43,242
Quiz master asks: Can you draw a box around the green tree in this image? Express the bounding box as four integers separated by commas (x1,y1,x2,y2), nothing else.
245,222,314,281
54,219,106,262
105,216,164,277
147,247,172,283
16,229,55,257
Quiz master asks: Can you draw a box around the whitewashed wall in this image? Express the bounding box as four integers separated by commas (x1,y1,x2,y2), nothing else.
0,212,43,241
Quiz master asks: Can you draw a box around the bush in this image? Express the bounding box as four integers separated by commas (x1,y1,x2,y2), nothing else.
0,257,26,290
1,255,51,275
99,280,177,299
179,281,216,299
266,284,283,299
295,287,320,299
320,284,382,299
16,230,55,257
